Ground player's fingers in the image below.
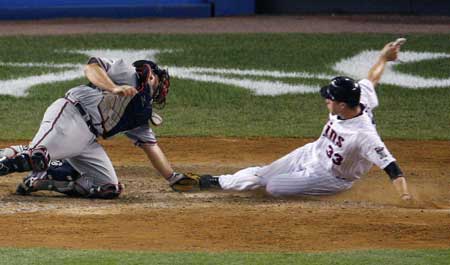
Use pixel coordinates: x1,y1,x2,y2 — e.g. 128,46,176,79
125,87,138,97
128,87,138,96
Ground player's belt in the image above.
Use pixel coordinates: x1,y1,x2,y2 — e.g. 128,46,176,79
64,97,99,137
73,102,99,137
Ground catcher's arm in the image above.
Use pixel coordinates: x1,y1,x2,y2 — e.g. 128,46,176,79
139,142,174,178
367,38,405,87
139,143,199,191
84,63,137,97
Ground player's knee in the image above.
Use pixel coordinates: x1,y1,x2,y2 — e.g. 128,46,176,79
29,146,50,171
265,183,284,197
86,183,124,199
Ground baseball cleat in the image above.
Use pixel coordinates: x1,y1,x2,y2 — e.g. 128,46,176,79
15,183,32,195
199,175,221,190
0,157,11,176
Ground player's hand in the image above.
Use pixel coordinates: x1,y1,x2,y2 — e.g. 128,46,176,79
400,193,413,202
112,85,138,97
380,42,400,62
398,193,422,209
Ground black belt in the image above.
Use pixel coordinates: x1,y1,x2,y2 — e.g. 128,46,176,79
73,102,99,137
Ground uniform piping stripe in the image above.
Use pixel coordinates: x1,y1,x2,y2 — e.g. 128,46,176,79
31,101,69,149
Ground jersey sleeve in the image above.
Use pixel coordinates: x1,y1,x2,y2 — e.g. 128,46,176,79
359,132,396,169
358,79,379,109
87,57,114,72
88,57,136,86
124,125,157,146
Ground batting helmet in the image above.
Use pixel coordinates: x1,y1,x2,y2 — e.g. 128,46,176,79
133,60,170,109
320,76,360,108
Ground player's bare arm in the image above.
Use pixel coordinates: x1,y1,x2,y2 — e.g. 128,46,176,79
139,142,201,192
367,38,405,86
84,63,138,96
383,161,411,201
139,143,174,179
392,177,412,201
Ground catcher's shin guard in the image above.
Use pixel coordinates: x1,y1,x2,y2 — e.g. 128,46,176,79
16,160,80,195
0,154,33,176
0,146,49,176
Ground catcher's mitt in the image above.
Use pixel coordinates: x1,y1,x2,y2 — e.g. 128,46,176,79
169,172,200,192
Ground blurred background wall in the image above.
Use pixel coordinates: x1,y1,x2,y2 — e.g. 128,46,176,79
0,0,448,20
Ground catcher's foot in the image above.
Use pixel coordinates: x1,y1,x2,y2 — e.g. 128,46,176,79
16,182,32,195
0,157,12,176
199,175,221,190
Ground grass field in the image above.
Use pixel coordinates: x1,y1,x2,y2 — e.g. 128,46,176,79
1,248,450,265
0,33,449,140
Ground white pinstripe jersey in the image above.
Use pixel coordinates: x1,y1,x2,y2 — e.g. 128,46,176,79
305,79,395,181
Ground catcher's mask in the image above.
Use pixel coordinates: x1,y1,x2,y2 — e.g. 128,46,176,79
133,60,170,109
320,76,360,108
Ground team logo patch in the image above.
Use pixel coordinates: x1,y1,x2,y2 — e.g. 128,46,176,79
374,147,388,159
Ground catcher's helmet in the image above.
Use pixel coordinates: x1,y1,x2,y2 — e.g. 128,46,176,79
320,76,360,108
133,60,170,108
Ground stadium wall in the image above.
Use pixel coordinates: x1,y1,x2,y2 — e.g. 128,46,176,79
256,0,450,16
0,0,255,20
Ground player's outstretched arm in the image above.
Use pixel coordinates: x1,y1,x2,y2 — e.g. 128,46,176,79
139,142,201,192
367,38,405,87
139,143,174,179
383,161,412,201
84,63,137,96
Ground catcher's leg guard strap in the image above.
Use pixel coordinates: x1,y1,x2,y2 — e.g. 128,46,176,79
47,160,80,181
0,154,33,176
18,160,80,194
29,147,50,171
0,146,50,176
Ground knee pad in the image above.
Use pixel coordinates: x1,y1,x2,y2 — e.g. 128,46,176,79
87,183,123,199
29,147,50,171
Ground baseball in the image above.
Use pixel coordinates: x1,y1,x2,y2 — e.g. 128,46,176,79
151,112,163,126
393,37,407,46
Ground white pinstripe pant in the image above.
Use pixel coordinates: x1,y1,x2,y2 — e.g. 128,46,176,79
218,146,353,196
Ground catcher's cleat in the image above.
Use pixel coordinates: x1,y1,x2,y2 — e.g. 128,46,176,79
199,175,221,190
15,172,40,195
0,157,11,176
15,182,32,195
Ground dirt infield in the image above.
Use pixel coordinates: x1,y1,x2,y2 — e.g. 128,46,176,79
0,15,449,35
0,137,449,252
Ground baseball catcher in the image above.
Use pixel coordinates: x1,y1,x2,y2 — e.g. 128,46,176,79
0,57,198,198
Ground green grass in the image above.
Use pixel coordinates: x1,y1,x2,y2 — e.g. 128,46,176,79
395,57,450,79
0,33,449,140
0,248,449,265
